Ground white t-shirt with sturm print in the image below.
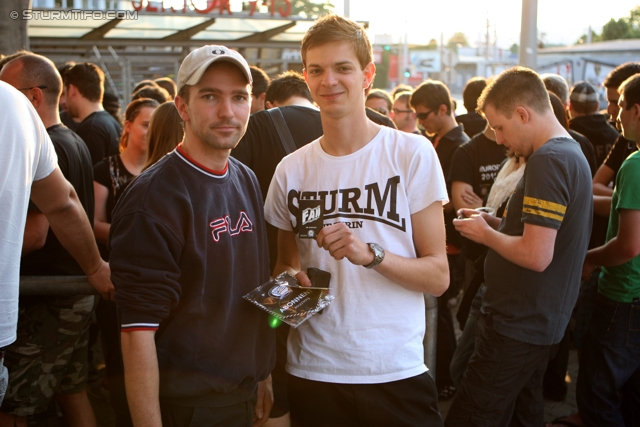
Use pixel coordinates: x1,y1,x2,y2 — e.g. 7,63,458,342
265,125,447,383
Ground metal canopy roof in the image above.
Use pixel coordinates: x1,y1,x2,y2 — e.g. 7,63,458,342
28,9,334,51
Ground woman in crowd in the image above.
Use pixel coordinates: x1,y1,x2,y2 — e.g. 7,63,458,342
143,101,183,171
92,97,158,427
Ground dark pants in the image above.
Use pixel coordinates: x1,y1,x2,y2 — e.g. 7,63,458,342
160,400,254,427
576,293,640,427
445,313,554,427
436,253,462,391
288,372,443,427
270,323,290,418
96,299,133,427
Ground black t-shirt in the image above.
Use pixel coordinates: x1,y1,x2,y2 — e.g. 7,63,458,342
568,129,597,177
483,138,592,345
436,125,470,247
569,114,619,166
449,132,506,200
20,124,94,276
60,110,80,132
604,133,638,176
233,106,324,201
93,154,136,223
76,110,122,166
456,112,486,139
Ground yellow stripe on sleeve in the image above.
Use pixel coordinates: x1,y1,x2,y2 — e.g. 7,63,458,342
522,207,564,222
523,196,567,215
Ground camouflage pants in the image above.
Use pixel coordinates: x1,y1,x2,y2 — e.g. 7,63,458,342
0,295,96,417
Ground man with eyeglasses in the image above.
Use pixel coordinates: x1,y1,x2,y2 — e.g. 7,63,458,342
410,79,469,401
391,92,420,134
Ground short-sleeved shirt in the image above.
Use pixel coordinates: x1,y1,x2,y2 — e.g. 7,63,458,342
449,132,506,199
436,125,470,247
93,154,136,223
21,124,94,277
598,150,640,303
604,133,638,176
264,126,448,383
76,110,122,166
483,137,592,345
0,82,58,347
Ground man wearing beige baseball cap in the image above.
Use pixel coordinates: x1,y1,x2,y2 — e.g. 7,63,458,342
109,45,275,427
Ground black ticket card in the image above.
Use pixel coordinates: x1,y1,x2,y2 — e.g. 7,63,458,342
243,272,334,328
298,199,323,239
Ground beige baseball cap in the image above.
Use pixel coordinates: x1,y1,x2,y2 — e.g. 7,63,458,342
177,45,252,93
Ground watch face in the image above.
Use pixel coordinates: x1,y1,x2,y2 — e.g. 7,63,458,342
366,243,384,269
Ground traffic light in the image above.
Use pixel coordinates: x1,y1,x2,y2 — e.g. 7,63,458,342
404,68,411,78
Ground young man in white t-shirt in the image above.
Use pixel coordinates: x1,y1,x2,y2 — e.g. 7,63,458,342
264,14,449,427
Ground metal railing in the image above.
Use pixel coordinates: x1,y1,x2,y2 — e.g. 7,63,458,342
19,276,439,377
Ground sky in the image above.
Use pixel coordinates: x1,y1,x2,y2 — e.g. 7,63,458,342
329,0,640,48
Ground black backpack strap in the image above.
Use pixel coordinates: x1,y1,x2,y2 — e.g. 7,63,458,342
267,107,298,155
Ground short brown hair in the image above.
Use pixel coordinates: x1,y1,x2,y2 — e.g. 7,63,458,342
63,62,105,103
5,53,62,108
154,77,177,99
265,70,313,105
477,67,550,117
603,62,640,90
367,89,393,112
410,80,452,115
301,14,372,70
462,77,487,112
619,73,640,112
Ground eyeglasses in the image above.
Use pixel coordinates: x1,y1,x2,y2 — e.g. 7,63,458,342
372,107,388,116
416,110,434,121
392,108,413,115
17,85,48,92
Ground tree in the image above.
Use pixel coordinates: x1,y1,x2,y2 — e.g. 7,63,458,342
576,28,602,44
426,38,438,50
510,43,518,55
288,0,333,18
446,32,469,52
602,18,632,41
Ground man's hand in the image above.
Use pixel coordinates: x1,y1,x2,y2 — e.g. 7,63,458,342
87,260,114,301
453,213,493,245
315,223,374,266
253,375,273,427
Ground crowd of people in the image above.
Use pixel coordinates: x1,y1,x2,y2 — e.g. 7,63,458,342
0,12,638,427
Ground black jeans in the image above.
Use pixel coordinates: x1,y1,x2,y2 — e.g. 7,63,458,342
576,293,640,427
445,313,554,427
288,372,443,427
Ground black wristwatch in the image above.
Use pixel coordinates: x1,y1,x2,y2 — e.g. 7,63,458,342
364,243,385,269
